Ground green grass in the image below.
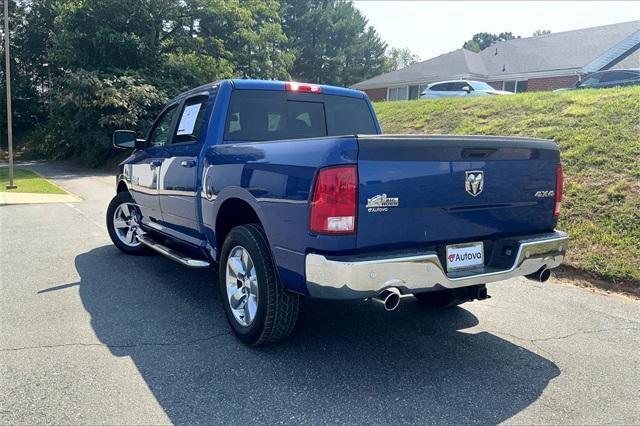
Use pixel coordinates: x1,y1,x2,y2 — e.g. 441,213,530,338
0,168,67,194
374,86,640,284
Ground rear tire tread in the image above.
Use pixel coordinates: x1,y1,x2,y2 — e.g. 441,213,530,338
246,224,299,346
220,224,299,346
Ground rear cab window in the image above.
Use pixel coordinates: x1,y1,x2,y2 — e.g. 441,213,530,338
224,90,376,142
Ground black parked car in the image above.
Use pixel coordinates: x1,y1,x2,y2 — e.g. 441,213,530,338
557,69,640,91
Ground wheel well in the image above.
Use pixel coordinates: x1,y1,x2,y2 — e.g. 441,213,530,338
117,181,129,193
215,198,262,255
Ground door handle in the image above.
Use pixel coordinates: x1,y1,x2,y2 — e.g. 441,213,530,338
149,160,162,168
181,159,196,168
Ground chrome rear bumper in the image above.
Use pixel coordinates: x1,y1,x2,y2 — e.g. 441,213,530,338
305,231,568,299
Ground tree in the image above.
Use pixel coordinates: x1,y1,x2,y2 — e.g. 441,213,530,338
463,32,520,52
51,0,165,72
34,0,299,164
384,47,420,71
5,0,397,166
0,0,54,145
533,29,552,36
280,0,388,86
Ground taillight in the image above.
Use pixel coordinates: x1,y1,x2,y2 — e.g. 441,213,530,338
285,81,322,94
553,163,563,217
310,166,357,234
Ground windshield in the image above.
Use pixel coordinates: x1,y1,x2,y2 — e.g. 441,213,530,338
469,81,495,91
579,73,603,86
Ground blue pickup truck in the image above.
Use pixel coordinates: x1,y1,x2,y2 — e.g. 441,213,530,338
107,79,568,345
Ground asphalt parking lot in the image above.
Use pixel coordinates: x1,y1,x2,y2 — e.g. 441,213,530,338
1,162,639,425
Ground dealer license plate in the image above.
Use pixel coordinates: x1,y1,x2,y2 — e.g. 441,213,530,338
445,242,484,271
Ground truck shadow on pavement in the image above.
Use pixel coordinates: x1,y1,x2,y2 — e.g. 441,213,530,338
61,245,560,423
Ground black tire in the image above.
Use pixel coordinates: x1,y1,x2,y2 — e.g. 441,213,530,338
219,224,299,346
106,191,148,255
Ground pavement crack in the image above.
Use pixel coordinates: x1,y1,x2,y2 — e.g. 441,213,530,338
530,326,640,343
484,326,640,355
0,331,231,353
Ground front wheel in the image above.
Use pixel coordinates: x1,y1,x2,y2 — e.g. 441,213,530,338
106,191,148,255
219,224,299,346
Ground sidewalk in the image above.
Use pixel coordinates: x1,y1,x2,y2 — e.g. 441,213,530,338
0,191,81,205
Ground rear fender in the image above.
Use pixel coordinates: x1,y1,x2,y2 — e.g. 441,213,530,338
206,188,309,295
205,187,265,257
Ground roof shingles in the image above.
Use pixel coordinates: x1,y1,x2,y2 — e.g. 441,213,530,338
353,20,640,89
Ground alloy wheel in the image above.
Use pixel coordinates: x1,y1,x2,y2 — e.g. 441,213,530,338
225,246,259,327
112,203,142,247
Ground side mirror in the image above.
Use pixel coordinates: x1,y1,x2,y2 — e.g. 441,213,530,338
461,86,472,93
113,130,145,150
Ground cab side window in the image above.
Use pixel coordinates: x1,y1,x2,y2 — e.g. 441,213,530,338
172,95,210,144
148,104,179,147
430,83,449,91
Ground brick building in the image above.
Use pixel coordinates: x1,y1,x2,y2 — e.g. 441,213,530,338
353,21,640,101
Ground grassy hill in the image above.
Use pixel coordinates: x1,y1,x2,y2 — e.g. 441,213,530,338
373,86,640,287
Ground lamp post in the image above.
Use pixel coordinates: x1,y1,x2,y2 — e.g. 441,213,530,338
42,62,51,112
3,0,15,189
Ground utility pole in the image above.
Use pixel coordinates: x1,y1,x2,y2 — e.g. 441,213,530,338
4,0,15,189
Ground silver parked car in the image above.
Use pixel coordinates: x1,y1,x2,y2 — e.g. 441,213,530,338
419,80,513,99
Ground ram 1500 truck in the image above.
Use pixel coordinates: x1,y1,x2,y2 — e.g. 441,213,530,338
108,79,568,345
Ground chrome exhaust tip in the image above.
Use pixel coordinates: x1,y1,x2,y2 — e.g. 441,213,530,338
373,287,401,311
526,267,551,283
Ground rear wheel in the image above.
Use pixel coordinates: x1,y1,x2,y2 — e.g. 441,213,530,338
219,224,299,346
106,191,148,255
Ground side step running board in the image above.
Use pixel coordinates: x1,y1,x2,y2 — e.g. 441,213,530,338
137,233,211,268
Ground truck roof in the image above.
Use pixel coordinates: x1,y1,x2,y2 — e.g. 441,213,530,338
169,79,367,103
230,79,366,99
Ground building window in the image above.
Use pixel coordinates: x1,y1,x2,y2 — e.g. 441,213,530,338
408,85,420,100
503,80,528,93
388,86,408,101
418,84,429,96
516,80,528,92
388,87,397,101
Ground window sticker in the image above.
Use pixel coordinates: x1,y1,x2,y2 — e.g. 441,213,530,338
177,103,202,135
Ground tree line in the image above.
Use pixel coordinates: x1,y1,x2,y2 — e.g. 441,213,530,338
463,29,552,52
1,0,402,166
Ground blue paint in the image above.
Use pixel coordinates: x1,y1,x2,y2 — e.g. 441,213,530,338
116,79,560,297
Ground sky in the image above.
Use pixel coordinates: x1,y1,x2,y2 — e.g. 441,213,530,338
353,1,640,61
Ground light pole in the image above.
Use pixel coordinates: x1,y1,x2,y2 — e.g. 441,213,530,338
3,0,15,189
42,62,51,112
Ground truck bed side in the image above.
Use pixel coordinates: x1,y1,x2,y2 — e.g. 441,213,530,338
201,136,359,295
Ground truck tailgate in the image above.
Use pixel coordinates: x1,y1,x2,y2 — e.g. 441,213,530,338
356,135,560,251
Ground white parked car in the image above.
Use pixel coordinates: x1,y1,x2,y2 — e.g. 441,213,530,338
419,80,513,99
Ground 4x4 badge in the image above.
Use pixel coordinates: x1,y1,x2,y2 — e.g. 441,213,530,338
465,171,484,197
